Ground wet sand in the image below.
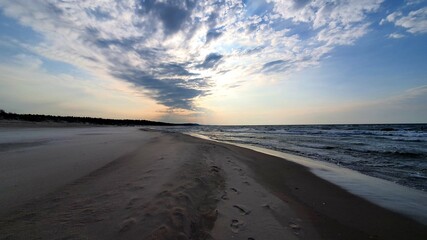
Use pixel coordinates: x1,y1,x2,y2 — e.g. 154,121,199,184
0,128,426,239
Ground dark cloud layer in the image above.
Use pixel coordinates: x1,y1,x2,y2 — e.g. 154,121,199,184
114,67,205,110
136,0,197,35
262,60,288,73
197,53,223,69
293,0,311,10
79,1,212,110
105,56,205,110
157,63,198,77
206,28,223,43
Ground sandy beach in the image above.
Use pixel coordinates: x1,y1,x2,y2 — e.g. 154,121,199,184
0,127,426,239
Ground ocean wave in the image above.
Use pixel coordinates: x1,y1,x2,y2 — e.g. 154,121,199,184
176,124,427,191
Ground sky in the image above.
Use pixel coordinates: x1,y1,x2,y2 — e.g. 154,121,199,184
0,0,426,125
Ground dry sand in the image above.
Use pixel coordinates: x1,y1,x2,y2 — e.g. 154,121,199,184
0,127,156,216
0,127,426,239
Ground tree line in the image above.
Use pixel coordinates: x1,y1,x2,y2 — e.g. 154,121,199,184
0,109,197,126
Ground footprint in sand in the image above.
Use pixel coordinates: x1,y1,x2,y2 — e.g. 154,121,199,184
130,185,145,191
126,197,140,209
119,217,136,232
230,219,244,233
221,193,229,200
289,222,301,235
230,187,240,194
233,205,251,215
157,190,172,197
139,176,153,181
210,165,220,173
261,203,271,209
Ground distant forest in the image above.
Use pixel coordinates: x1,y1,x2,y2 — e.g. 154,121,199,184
0,109,197,126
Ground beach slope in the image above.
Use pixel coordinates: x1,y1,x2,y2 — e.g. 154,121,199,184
0,129,426,239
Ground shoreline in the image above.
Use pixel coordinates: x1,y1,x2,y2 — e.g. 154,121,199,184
187,133,427,225
0,127,426,239
207,136,427,239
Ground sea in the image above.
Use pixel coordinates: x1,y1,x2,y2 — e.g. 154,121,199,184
161,124,427,191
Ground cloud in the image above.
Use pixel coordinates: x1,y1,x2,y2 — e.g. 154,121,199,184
406,0,425,6
196,53,223,69
269,0,383,28
263,60,285,68
114,68,205,110
157,63,197,76
205,28,223,43
292,0,311,10
136,0,197,36
395,85,427,102
86,6,113,21
388,33,405,39
268,0,383,46
0,0,390,111
12,54,43,70
262,60,288,73
383,7,427,34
